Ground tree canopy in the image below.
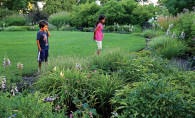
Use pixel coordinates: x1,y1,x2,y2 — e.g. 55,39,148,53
0,0,39,13
158,0,195,15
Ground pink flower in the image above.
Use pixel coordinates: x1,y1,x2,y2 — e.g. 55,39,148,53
82,80,84,81
76,105,78,107
94,70,97,73
88,75,90,76
88,112,92,115
77,81,79,82
83,92,86,94
88,66,90,68
70,114,73,118
84,107,86,109
69,83,71,85
187,54,189,55
66,78,68,80
57,105,60,108
57,97,59,99
65,90,67,93
81,111,84,113
55,108,57,111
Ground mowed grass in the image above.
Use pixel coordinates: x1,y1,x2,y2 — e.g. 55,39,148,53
0,31,145,76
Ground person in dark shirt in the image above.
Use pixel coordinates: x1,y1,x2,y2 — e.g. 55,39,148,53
37,20,50,74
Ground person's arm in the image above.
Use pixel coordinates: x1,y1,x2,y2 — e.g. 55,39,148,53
46,29,50,37
93,26,100,41
37,40,41,52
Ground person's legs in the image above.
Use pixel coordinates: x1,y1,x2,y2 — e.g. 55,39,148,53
38,50,45,73
96,41,102,54
45,50,49,69
38,62,41,73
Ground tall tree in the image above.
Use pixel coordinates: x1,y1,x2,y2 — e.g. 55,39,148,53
43,0,77,15
158,0,195,15
0,0,39,13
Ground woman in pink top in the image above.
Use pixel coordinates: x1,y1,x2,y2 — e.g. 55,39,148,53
93,14,106,54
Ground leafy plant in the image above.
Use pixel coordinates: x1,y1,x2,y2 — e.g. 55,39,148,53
0,92,68,117
48,11,69,29
110,79,195,117
2,14,26,26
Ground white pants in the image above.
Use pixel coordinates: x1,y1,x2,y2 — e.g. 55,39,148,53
96,40,102,50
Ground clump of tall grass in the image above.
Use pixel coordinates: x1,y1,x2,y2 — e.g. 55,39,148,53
148,35,170,48
158,39,186,59
41,55,90,72
157,16,179,31
148,36,187,59
89,48,129,72
141,29,154,38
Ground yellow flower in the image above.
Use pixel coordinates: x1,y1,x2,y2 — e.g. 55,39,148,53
53,67,56,71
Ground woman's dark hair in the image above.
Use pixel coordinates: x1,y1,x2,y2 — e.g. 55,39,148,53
39,20,48,28
96,14,106,27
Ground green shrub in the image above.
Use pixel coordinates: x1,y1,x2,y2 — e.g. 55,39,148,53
83,28,89,32
0,8,16,20
0,92,67,117
2,14,25,26
89,27,94,32
70,27,77,31
48,11,69,29
104,26,114,32
133,25,142,33
70,2,101,27
110,79,195,117
4,26,28,31
48,23,58,31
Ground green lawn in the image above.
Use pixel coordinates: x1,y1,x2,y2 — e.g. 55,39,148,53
0,31,145,76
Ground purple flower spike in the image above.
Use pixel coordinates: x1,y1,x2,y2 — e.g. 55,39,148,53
167,29,170,35
181,32,185,39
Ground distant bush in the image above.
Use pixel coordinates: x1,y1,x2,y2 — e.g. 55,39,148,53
69,27,77,31
4,26,28,31
48,23,58,31
69,2,101,27
28,10,49,25
0,8,16,20
2,14,25,26
48,11,69,29
59,24,70,31
83,28,89,32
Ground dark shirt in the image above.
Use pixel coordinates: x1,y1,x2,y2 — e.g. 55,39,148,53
37,31,49,50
